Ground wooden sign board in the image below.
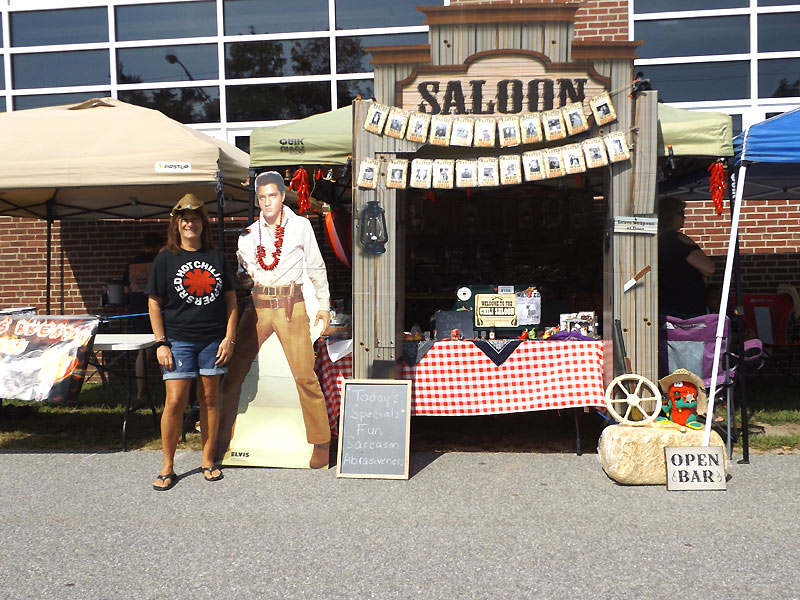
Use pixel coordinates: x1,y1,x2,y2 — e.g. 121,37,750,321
336,380,412,480
397,52,609,116
613,216,657,235
665,446,727,491
474,293,518,328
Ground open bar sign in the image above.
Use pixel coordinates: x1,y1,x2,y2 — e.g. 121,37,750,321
664,446,727,491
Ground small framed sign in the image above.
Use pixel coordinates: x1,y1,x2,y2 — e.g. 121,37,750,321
520,113,543,144
357,158,381,189
429,115,453,146
385,107,410,140
562,143,587,175
563,102,589,136
450,118,474,147
386,158,408,189
364,102,390,135
406,112,431,143
455,159,478,188
582,137,609,169
474,118,497,147
498,117,521,147
474,293,518,328
543,148,565,179
542,109,567,141
432,158,454,189
410,158,433,189
590,92,617,126
499,154,522,186
477,156,499,187
665,446,727,491
604,132,631,163
522,150,545,181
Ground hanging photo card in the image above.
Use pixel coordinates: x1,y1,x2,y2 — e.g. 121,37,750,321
406,112,431,144
499,155,522,186
542,109,567,141
385,108,410,140
582,137,608,169
357,158,381,189
498,117,521,147
474,118,496,148
450,118,474,147
386,158,409,189
410,158,433,189
520,113,543,145
543,148,565,179
364,102,390,135
455,159,478,188
478,157,499,187
522,150,546,181
562,143,587,174
563,102,589,136
432,159,454,189
604,132,631,163
590,92,617,126
429,115,453,146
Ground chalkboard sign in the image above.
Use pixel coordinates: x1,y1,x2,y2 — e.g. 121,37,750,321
336,380,412,479
434,310,475,340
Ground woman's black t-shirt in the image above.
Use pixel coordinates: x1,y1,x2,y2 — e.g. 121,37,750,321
658,231,707,318
145,248,236,343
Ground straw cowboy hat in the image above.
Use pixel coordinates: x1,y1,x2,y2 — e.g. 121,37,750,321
658,368,708,415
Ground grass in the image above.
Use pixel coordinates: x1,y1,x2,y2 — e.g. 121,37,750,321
1,370,798,453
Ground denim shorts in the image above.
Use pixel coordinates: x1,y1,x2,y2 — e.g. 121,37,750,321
162,338,227,380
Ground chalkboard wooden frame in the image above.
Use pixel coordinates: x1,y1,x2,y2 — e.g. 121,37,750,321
336,379,412,480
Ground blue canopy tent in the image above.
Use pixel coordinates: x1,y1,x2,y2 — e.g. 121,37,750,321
705,107,800,456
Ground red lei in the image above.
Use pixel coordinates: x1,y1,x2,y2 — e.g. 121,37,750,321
256,214,285,271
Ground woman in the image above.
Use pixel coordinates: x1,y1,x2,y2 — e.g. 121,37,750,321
145,193,237,491
658,196,715,318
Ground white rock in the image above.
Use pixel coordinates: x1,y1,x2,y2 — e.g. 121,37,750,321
598,424,727,485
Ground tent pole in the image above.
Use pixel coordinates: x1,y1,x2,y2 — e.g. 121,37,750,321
704,164,747,447
45,200,53,315
248,168,256,223
733,236,750,463
216,171,225,248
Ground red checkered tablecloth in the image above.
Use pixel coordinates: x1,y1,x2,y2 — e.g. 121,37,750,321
314,339,604,428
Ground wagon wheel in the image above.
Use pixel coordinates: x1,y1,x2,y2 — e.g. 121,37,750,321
604,374,662,426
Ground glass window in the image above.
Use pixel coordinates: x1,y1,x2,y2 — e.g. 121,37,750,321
225,40,330,78
1,97,5,112
118,87,220,124
12,50,110,89
758,13,800,53
634,0,747,13
116,2,216,41
118,45,218,84
0,62,4,90
758,0,800,5
337,79,374,108
13,91,105,110
635,16,748,59
227,82,331,121
335,0,426,29
730,114,743,137
223,0,328,35
643,62,749,102
759,58,800,98
336,33,428,74
10,8,107,47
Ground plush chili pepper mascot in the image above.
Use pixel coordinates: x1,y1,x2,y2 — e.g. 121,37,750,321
657,368,707,430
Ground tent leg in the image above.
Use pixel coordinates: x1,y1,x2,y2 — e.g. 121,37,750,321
216,171,225,248
733,239,750,463
46,204,53,315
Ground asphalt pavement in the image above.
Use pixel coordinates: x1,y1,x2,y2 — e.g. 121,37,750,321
0,449,798,600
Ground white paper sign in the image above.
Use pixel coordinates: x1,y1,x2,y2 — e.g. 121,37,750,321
665,446,727,491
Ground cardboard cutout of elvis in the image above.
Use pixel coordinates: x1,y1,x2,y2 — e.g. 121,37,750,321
217,172,333,469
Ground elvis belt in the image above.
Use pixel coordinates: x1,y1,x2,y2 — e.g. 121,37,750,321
252,283,303,320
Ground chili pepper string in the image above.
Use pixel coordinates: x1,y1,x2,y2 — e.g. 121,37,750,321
708,160,727,216
289,167,310,214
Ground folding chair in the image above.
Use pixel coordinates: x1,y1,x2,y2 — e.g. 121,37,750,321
741,293,800,382
659,313,762,458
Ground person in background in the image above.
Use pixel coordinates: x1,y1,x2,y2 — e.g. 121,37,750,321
122,232,163,401
216,171,331,469
658,196,715,318
145,194,237,491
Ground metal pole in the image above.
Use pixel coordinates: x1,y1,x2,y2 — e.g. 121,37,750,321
46,200,53,314
216,170,225,248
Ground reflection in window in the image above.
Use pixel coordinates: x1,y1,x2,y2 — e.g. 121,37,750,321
116,2,216,41
644,62,748,102
223,0,328,35
10,8,107,47
225,40,330,78
12,50,110,89
1,98,5,112
759,58,800,98
758,13,800,53
634,0,746,12
13,91,105,111
0,61,4,90
227,82,331,121
337,79,374,108
635,16,748,59
758,0,800,4
118,87,220,124
730,114,743,137
118,45,218,84
336,33,428,74
335,0,426,29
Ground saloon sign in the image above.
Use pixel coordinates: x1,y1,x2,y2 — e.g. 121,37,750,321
398,51,608,116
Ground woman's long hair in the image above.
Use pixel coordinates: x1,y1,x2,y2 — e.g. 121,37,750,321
166,209,215,253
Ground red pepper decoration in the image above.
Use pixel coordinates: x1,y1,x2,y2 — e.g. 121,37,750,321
708,159,727,216
314,168,323,181
289,167,310,214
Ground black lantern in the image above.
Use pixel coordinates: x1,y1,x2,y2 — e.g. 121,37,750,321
359,200,388,255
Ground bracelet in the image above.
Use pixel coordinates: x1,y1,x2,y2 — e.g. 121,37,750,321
154,340,171,349
223,337,236,345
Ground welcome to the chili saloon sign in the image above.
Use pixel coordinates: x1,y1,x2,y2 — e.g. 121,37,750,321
397,50,609,116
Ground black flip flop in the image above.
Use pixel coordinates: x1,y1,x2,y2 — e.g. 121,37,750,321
152,472,178,491
202,466,224,482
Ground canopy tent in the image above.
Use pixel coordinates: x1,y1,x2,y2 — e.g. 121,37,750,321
0,97,251,221
704,107,800,455
656,104,733,158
